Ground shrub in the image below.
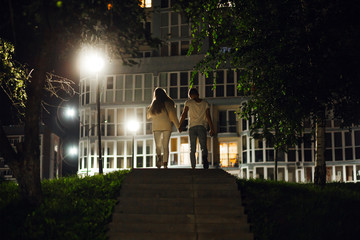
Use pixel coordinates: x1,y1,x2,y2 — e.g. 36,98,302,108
238,179,360,240
0,170,129,240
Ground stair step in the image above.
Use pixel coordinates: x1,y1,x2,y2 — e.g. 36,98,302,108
125,169,235,180
108,222,196,233
120,189,193,198
124,175,193,184
124,176,236,184
198,232,254,240
108,169,253,240
120,183,193,191
129,168,231,175
121,182,238,191
114,199,245,215
120,189,241,198
115,197,243,207
107,232,197,240
195,206,244,215
196,214,248,224
107,232,254,240
114,198,194,214
197,223,250,232
111,213,195,223
111,213,248,224
108,222,250,233
194,197,243,207
120,183,241,198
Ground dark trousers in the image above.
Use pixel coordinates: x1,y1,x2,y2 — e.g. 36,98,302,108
189,125,209,169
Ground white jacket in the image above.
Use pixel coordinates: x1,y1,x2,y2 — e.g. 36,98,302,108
147,101,180,131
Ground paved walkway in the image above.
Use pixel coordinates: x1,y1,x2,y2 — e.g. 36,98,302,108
107,169,253,240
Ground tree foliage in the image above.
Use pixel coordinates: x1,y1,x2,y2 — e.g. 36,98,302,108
0,0,158,205
175,0,360,185
0,39,28,117
176,0,360,151
2,0,158,64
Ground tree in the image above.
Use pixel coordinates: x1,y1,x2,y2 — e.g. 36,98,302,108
0,0,158,206
176,0,360,186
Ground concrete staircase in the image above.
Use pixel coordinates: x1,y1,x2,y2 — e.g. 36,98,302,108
107,169,253,240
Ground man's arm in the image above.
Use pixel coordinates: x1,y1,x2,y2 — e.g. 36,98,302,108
206,108,215,136
178,106,189,132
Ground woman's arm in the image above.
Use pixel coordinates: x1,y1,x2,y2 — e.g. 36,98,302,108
166,103,180,129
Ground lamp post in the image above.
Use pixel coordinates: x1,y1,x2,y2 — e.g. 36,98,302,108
96,72,103,174
80,49,105,174
127,120,139,169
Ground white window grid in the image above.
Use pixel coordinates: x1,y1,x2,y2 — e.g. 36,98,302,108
241,129,360,164
145,139,154,168
218,109,237,133
104,141,115,169
160,9,190,56
135,140,145,168
80,78,91,106
157,71,199,100
103,74,154,103
205,70,239,98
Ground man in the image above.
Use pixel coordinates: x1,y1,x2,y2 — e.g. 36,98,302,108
179,88,215,169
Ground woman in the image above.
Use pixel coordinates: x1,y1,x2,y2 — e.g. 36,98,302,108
147,88,180,168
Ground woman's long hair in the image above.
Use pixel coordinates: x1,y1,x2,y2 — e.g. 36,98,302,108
149,87,175,115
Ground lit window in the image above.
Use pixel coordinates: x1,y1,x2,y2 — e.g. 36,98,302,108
180,136,190,165
220,142,238,167
140,0,152,8
145,140,153,167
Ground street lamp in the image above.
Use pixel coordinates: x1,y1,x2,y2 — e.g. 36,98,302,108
64,107,76,119
64,106,108,176
55,102,79,178
63,106,87,176
127,120,139,169
79,49,105,174
68,146,78,156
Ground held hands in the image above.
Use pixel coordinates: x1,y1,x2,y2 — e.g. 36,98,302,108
209,128,215,137
177,126,214,135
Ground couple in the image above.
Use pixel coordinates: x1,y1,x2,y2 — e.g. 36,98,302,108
147,87,215,169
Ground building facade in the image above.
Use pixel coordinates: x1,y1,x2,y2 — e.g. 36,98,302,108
240,119,360,183
0,125,61,181
77,0,360,183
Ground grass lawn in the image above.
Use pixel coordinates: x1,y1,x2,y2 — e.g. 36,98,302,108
238,179,360,240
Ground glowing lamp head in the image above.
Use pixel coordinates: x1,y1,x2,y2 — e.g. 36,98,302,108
127,120,140,133
68,146,78,156
65,107,76,118
79,48,105,73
